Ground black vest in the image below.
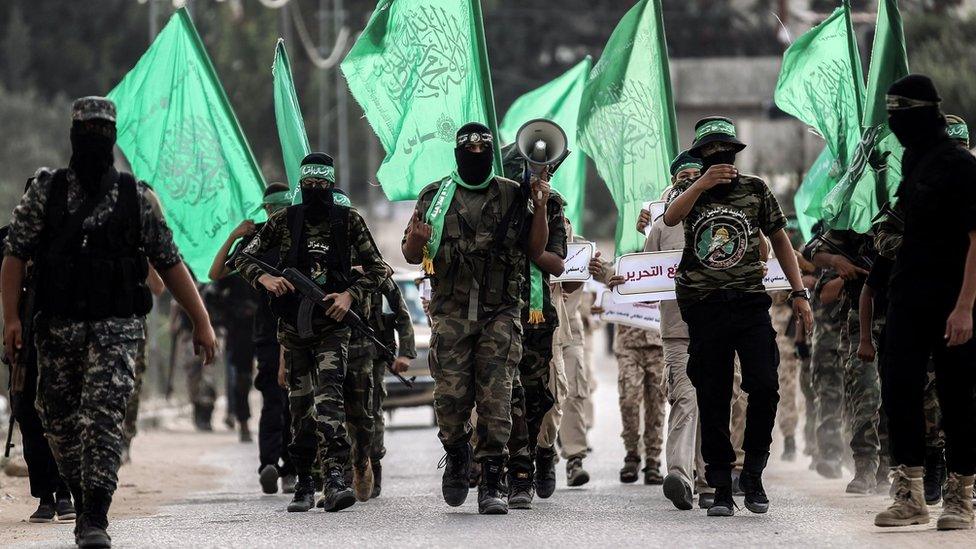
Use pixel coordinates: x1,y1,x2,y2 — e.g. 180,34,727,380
36,170,152,320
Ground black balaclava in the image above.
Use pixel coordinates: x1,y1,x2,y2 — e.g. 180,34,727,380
700,148,737,171
299,152,335,219
69,120,116,194
454,122,494,186
886,74,947,149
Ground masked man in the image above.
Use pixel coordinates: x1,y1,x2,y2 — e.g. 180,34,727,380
401,122,549,515
874,75,976,531
236,153,386,514
2,96,218,549
663,117,813,517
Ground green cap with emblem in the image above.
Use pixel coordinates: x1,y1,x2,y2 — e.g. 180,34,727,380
689,116,746,156
669,150,703,177
72,96,117,123
946,114,969,147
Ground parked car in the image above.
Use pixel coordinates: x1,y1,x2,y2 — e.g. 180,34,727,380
383,271,434,411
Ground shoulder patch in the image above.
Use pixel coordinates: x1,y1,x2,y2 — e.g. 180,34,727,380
333,192,352,208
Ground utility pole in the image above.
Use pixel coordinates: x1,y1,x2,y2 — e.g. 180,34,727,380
317,0,330,152
149,0,160,42
334,0,350,192
280,1,293,46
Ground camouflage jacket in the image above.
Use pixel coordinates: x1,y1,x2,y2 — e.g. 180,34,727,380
666,174,786,304
349,276,418,361
521,192,568,329
406,176,531,321
236,205,386,339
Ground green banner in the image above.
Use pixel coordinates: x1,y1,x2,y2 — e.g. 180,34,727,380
793,147,835,241
109,8,266,281
774,1,865,185
272,38,311,202
341,0,501,201
822,0,909,232
577,0,678,255
499,57,592,232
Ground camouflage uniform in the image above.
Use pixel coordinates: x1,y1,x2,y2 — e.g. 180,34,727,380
508,193,567,473
236,205,385,475
122,319,149,450
346,276,417,464
177,311,217,421
407,176,530,462
4,165,181,497
809,275,848,465
772,300,798,441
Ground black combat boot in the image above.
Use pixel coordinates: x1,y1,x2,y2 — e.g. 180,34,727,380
478,458,508,515
320,468,356,512
55,489,76,521
77,488,112,549
371,460,382,499
286,475,315,512
740,471,769,514
69,483,85,544
29,495,56,523
438,442,472,507
924,447,947,505
534,447,557,499
507,467,534,510
707,485,735,517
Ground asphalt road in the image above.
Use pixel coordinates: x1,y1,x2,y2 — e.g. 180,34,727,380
14,337,976,548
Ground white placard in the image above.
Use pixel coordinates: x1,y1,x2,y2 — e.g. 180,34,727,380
553,242,594,282
600,291,661,330
642,200,667,236
612,252,792,303
420,278,432,301
612,251,682,303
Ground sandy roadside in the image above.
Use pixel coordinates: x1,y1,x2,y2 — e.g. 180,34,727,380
0,427,235,546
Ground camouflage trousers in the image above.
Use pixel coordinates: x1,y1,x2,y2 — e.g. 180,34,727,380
181,328,216,411
798,344,818,458
370,358,389,461
282,327,352,474
810,306,847,462
616,346,666,469
429,312,521,461
35,316,139,494
122,319,149,449
344,351,375,468
772,307,799,439
538,338,568,451
843,309,884,472
508,327,555,472
924,363,945,449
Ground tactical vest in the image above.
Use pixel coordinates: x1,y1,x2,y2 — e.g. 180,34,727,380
428,177,527,314
36,170,152,320
268,198,355,328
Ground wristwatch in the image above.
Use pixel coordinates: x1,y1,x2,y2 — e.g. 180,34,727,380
788,288,810,305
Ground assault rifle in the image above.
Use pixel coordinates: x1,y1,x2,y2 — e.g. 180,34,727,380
2,272,35,458
239,253,415,388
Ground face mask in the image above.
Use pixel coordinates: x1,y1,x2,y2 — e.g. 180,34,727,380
888,108,946,148
455,147,494,186
700,150,736,170
301,185,332,219
69,125,116,193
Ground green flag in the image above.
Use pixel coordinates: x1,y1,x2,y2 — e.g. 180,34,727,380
341,0,501,201
822,0,910,232
774,2,865,180
577,0,678,255
793,147,835,241
272,38,310,200
109,8,266,281
499,57,592,232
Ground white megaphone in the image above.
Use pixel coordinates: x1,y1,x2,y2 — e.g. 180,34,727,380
515,118,570,173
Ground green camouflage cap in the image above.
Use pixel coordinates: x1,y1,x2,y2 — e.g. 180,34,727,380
72,96,117,123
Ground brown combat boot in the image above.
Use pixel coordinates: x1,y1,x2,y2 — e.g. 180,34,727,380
352,458,375,502
874,466,929,527
937,473,975,530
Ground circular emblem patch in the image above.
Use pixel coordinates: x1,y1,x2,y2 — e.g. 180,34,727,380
692,209,749,270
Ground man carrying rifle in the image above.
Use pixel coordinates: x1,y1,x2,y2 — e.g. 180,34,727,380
810,232,886,495
236,152,386,514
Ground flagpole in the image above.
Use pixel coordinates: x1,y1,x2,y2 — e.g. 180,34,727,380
842,0,865,124
652,0,679,159
470,0,503,175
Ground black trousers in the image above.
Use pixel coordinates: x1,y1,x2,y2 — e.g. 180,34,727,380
681,291,780,487
226,322,255,424
254,344,294,476
882,299,976,475
16,358,68,500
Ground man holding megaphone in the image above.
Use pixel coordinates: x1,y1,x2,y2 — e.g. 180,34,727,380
401,122,551,515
